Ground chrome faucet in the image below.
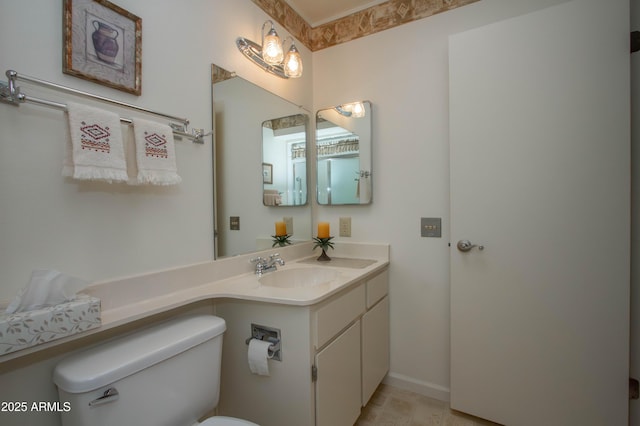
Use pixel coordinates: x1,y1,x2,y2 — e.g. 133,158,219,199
250,253,285,276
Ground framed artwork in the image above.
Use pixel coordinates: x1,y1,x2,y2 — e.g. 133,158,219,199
263,163,273,184
63,0,142,95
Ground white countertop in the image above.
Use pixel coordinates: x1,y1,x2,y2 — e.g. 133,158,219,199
0,242,389,364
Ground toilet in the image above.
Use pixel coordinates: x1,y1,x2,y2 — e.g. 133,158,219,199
53,315,258,426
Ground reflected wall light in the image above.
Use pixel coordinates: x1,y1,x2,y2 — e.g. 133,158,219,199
351,102,366,118
335,102,366,118
236,20,303,79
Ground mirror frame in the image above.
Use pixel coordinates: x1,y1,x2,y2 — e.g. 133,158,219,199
316,101,372,206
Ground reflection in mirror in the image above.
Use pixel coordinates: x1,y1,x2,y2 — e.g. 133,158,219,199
316,101,372,205
262,114,308,206
212,64,311,258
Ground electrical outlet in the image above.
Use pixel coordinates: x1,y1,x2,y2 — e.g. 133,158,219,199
283,217,293,235
230,216,240,230
339,217,351,237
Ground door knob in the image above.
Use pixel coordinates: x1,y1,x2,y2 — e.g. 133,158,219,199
457,240,484,252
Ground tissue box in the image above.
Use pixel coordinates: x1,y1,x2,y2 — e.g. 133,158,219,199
0,295,101,355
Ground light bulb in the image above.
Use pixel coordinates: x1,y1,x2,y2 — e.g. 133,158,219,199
351,102,365,118
262,27,283,65
284,44,303,78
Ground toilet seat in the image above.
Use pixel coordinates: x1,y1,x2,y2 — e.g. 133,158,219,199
199,416,259,426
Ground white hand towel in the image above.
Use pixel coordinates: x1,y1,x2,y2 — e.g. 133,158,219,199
63,102,128,183
131,118,182,185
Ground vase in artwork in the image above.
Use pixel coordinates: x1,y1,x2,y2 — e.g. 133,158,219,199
92,21,119,64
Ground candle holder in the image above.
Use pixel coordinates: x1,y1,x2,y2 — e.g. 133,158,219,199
272,234,292,247
312,236,334,261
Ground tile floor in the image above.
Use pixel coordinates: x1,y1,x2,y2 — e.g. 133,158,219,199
355,384,502,426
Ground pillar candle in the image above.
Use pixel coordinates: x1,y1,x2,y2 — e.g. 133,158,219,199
275,221,287,236
317,222,330,239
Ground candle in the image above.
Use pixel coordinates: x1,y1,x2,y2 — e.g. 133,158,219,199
275,221,287,237
317,222,330,239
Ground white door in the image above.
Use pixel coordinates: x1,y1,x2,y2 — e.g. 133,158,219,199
449,1,630,425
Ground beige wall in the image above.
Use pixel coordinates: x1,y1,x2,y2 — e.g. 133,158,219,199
0,1,311,424
312,0,630,402
0,0,636,424
0,0,313,305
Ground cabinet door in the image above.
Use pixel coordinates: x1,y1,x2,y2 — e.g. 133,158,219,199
362,296,389,405
315,321,361,426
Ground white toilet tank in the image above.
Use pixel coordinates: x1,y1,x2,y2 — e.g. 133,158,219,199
53,315,226,426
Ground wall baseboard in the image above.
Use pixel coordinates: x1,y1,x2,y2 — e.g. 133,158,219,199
383,372,451,402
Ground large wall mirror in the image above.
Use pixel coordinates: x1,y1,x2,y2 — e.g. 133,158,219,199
212,64,311,258
316,101,372,205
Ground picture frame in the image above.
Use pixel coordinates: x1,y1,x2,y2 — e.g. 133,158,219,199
263,163,273,184
63,0,142,95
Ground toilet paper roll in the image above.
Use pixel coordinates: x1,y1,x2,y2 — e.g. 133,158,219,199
248,338,273,376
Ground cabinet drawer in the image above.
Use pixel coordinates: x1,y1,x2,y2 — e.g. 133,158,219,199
366,269,389,308
314,283,365,349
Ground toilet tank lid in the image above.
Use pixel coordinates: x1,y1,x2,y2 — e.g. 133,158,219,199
53,315,226,393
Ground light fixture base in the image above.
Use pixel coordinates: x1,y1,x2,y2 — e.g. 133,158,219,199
236,37,289,79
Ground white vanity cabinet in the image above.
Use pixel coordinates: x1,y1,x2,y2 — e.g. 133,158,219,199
312,267,389,426
216,266,389,426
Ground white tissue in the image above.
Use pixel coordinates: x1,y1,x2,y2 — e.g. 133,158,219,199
248,338,274,376
5,269,89,314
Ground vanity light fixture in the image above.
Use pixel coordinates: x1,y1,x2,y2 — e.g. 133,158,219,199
236,20,303,79
335,102,366,118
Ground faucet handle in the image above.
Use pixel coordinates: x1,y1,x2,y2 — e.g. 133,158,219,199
270,253,285,266
250,256,266,264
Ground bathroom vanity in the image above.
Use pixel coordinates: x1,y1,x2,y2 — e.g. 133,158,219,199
0,242,388,426
315,268,389,425
215,266,389,426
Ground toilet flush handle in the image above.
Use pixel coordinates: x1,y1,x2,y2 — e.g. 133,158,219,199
88,387,119,407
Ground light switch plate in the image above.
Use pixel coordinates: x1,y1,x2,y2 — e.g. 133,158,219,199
339,217,351,237
421,217,441,238
230,216,240,231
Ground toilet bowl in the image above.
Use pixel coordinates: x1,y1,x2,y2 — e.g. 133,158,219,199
53,315,258,426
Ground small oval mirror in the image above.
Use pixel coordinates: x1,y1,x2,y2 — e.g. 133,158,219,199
316,101,372,205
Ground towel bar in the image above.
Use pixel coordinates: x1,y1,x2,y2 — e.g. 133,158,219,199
0,70,211,144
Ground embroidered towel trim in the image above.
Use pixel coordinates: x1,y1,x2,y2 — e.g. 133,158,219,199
63,102,128,183
131,118,182,185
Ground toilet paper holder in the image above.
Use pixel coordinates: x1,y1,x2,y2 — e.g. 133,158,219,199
245,323,281,361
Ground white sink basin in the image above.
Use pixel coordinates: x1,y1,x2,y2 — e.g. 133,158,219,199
259,267,339,288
